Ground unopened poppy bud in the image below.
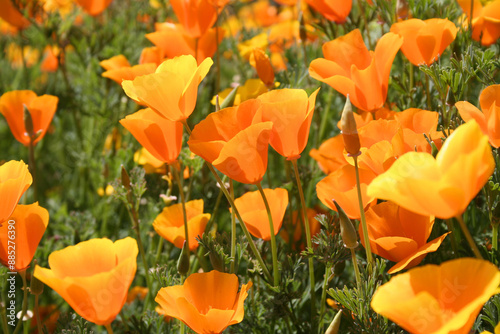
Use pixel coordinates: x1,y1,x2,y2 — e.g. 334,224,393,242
340,96,361,157
446,88,455,106
325,310,342,334
333,200,359,249
396,0,409,20
177,240,190,276
209,250,225,272
23,105,34,139
121,165,131,191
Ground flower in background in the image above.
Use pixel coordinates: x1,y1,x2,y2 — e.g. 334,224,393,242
0,90,59,146
457,0,500,46
0,0,30,29
309,29,402,112
153,199,210,250
41,45,62,72
390,18,458,66
156,270,252,334
100,55,157,85
360,201,449,274
456,84,500,148
0,161,32,224
120,108,183,164
212,79,269,107
122,55,212,122
170,0,217,38
34,237,138,326
133,148,166,174
232,188,288,240
304,0,352,23
74,0,113,16
250,48,275,88
257,88,319,160
188,99,273,184
367,120,495,219
371,258,500,334
281,208,322,249
0,202,49,271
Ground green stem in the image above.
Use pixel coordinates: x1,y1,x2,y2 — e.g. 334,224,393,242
34,295,42,334
353,156,374,271
493,224,498,251
256,182,280,286
318,263,332,334
291,159,317,325
154,237,164,266
172,166,190,252
408,60,414,98
182,121,272,282
456,215,483,259
230,180,236,274
445,219,459,256
350,248,362,290
12,270,28,334
1,286,9,334
28,139,38,202
104,323,114,334
357,0,372,49
215,6,220,93
425,75,432,110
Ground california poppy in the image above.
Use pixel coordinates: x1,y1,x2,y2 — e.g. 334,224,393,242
0,0,30,29
155,270,252,334
170,0,217,38
120,108,183,164
153,199,210,251
188,99,273,184
74,0,113,16
360,201,449,274
456,84,500,148
457,0,500,46
371,258,500,334
232,188,288,240
257,88,319,160
122,55,213,122
212,78,269,107
281,208,322,248
0,202,48,271
250,48,275,88
133,147,166,174
390,18,457,66
33,237,138,326
0,90,58,146
367,120,495,219
100,55,130,70
309,29,403,112
0,160,32,223
304,0,352,23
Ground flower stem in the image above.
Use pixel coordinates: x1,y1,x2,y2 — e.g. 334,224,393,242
353,156,374,271
104,323,114,334
230,180,237,274
456,215,483,259
256,182,280,286
291,159,317,324
28,137,38,202
350,248,362,290
318,263,332,334
357,0,372,49
34,295,42,334
12,270,28,334
172,165,190,252
493,223,498,251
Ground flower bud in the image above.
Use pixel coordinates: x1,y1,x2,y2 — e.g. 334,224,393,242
177,240,190,276
30,260,44,296
23,105,34,139
340,96,361,157
325,310,342,334
333,200,359,249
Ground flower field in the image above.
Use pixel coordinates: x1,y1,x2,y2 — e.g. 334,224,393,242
1,0,500,333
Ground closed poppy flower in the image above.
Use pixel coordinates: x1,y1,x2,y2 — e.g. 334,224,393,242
367,120,495,219
0,90,58,146
360,201,449,274
232,188,288,240
120,108,183,164
74,0,113,16
0,160,32,224
456,84,500,148
250,48,275,88
153,199,210,251
0,0,30,29
304,0,352,23
170,0,217,38
0,202,48,271
156,270,252,334
34,237,138,326
257,88,320,160
390,18,457,66
122,55,213,122
371,258,500,334
309,29,403,112
188,99,273,184
146,23,224,65
457,0,500,46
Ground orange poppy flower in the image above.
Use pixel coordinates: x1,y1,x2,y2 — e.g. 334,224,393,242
367,120,495,219
133,148,166,174
100,55,130,70
139,46,164,66
281,208,322,248
371,258,500,334
316,164,377,219
100,55,157,85
74,0,113,16
250,48,275,88
0,203,48,271
232,188,288,240
153,199,210,251
310,135,349,175
188,99,273,184
212,78,269,107
0,90,58,146
0,160,32,224
33,237,138,326
0,0,30,29
456,84,500,148
360,201,449,274
304,0,352,23
257,88,319,160
170,0,217,38
41,45,60,72
309,29,403,112
120,108,183,164
122,55,213,122
457,0,500,46
155,270,252,334
147,23,224,65
390,18,457,66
